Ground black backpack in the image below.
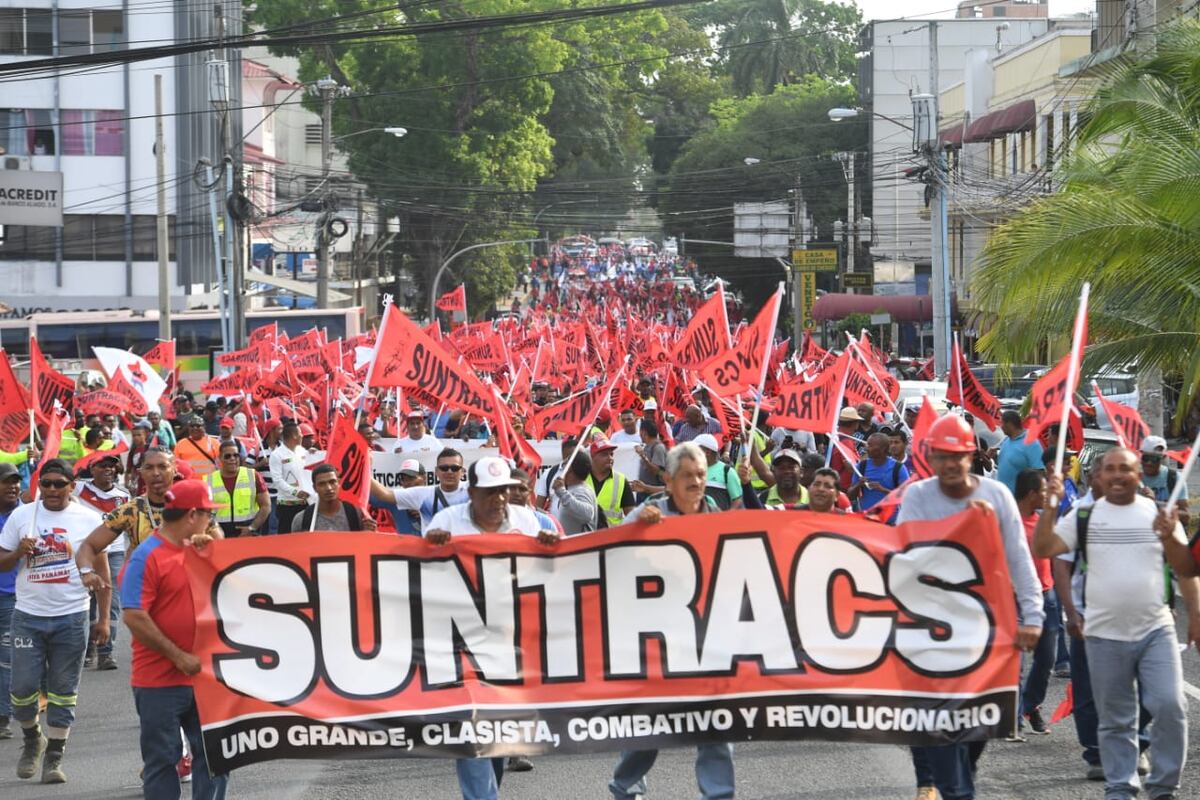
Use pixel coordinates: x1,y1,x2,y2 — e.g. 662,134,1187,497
857,459,903,490
1072,505,1174,607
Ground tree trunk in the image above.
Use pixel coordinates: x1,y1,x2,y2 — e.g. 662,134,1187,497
1138,364,1164,436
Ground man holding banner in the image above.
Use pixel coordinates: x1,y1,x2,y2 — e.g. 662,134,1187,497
897,415,1044,800
610,441,733,800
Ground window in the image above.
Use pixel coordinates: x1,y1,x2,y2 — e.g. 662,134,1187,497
0,214,174,262
60,110,125,156
25,10,51,55
0,9,122,56
0,9,22,54
91,11,123,52
59,11,91,55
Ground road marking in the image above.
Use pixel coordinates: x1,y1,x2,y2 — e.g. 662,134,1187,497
1184,681,1200,701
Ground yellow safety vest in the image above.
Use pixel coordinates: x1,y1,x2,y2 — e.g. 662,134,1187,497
589,471,628,528
208,467,258,523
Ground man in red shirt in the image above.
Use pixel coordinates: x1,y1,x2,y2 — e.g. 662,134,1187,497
119,480,229,799
1015,468,1057,739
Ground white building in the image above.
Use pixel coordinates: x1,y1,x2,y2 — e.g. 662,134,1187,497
0,0,241,315
856,18,1050,292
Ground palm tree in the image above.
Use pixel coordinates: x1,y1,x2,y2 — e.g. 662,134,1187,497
971,19,1200,432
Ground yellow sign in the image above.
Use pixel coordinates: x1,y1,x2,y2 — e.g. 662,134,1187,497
799,271,817,330
792,249,838,272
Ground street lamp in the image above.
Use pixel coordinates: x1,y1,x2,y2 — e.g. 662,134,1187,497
827,106,914,131
333,126,408,142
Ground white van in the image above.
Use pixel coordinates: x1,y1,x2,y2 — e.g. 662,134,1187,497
1084,369,1138,431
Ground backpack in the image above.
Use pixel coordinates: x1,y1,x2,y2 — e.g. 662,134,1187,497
432,487,450,517
1072,505,1174,607
299,501,362,532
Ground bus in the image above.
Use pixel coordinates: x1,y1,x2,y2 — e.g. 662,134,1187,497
0,307,362,393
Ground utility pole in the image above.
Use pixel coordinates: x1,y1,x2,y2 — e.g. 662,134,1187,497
835,151,857,294
792,173,808,340
316,76,338,309
155,74,171,341
915,20,951,376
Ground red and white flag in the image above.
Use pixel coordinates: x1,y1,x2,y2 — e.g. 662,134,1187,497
93,346,168,410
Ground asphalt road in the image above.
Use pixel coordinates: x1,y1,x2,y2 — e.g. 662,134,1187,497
2,625,1200,800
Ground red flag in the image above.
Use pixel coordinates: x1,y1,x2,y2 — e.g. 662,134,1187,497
915,357,935,381
1093,385,1149,451
368,305,500,423
248,322,277,347
697,288,781,398
436,284,467,313
74,440,131,474
143,340,176,372
323,410,370,508
30,337,75,422
659,369,692,418
1050,681,1074,724
907,397,942,480
76,389,128,417
0,349,27,416
493,394,542,477
1167,447,1191,467
769,354,848,434
947,340,1001,431
843,351,896,411
534,383,611,438
670,285,729,369
106,369,150,415
848,341,900,404
203,368,259,397
1024,355,1084,444
217,343,265,368
798,331,828,366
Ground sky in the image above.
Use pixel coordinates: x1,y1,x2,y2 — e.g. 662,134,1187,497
847,0,1095,23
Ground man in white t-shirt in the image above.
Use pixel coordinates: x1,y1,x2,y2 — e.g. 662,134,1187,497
1035,448,1197,800
423,456,558,800
0,459,104,784
608,410,642,445
370,447,468,531
393,410,443,457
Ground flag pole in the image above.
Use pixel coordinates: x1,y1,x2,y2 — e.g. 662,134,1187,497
825,351,852,468
357,297,394,429
1054,283,1090,477
953,332,966,414
559,356,629,478
1165,428,1200,511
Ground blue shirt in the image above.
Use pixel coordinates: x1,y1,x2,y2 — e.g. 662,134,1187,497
859,457,909,510
0,501,18,594
996,433,1044,495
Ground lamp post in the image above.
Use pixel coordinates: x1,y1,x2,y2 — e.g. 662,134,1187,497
429,239,546,322
531,199,599,256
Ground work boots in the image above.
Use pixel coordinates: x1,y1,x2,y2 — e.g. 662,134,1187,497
16,724,46,779
41,737,67,784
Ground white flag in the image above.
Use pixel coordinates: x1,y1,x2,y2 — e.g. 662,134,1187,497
93,346,168,409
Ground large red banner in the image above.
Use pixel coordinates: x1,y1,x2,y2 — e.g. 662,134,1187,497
187,508,1020,772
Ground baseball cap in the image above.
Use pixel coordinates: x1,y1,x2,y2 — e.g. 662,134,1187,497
589,437,618,455
219,416,234,429
39,458,73,481
773,448,802,466
173,460,196,481
164,479,221,510
133,419,154,431
399,459,423,477
299,423,316,436
262,418,282,434
0,462,19,481
95,452,122,466
406,409,426,420
642,398,658,411
694,433,720,452
1141,435,1168,454
468,456,524,489
185,414,204,426
839,407,863,424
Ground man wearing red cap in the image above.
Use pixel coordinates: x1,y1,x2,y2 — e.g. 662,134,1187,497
216,417,247,463
119,479,228,800
898,413,1043,800
586,437,635,529
393,409,442,457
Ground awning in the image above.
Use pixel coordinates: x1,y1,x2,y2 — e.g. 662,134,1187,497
812,293,957,323
992,99,1037,136
964,109,1004,143
939,123,965,149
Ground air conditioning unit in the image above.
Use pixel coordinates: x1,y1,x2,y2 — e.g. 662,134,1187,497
2,156,30,170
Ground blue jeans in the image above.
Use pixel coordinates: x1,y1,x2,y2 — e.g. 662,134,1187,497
88,549,124,658
133,685,228,800
1087,628,1187,799
1069,632,1151,766
9,609,88,730
0,591,14,718
1021,590,1060,715
910,742,986,800
454,757,504,800
610,744,735,799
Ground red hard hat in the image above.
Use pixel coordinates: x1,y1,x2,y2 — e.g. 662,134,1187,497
926,414,977,453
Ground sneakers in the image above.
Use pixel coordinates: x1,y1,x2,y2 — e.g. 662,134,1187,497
83,649,96,670
1138,751,1150,776
1054,665,1071,678
41,738,66,784
1025,708,1050,735
17,725,47,779
97,654,118,671
0,715,12,740
1086,764,1105,781
1004,732,1027,743
916,787,939,800
506,755,533,772
177,754,192,783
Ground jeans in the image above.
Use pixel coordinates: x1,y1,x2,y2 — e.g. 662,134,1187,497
610,743,735,799
133,685,229,800
910,742,986,800
1087,628,1187,799
88,549,124,658
268,497,279,535
1069,632,1152,766
0,591,14,718
9,609,88,730
276,503,305,535
454,757,504,800
1021,590,1060,715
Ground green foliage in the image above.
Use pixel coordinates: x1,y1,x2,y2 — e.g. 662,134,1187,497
972,19,1200,430
834,313,873,340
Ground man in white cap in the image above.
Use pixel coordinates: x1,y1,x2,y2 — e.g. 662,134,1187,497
394,409,443,456
1138,435,1189,525
693,433,742,511
424,456,558,800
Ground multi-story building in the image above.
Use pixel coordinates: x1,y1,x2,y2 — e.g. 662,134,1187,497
957,0,1049,18
0,0,242,315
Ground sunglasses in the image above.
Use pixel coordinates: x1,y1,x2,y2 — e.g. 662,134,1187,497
437,464,462,472
39,479,71,490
